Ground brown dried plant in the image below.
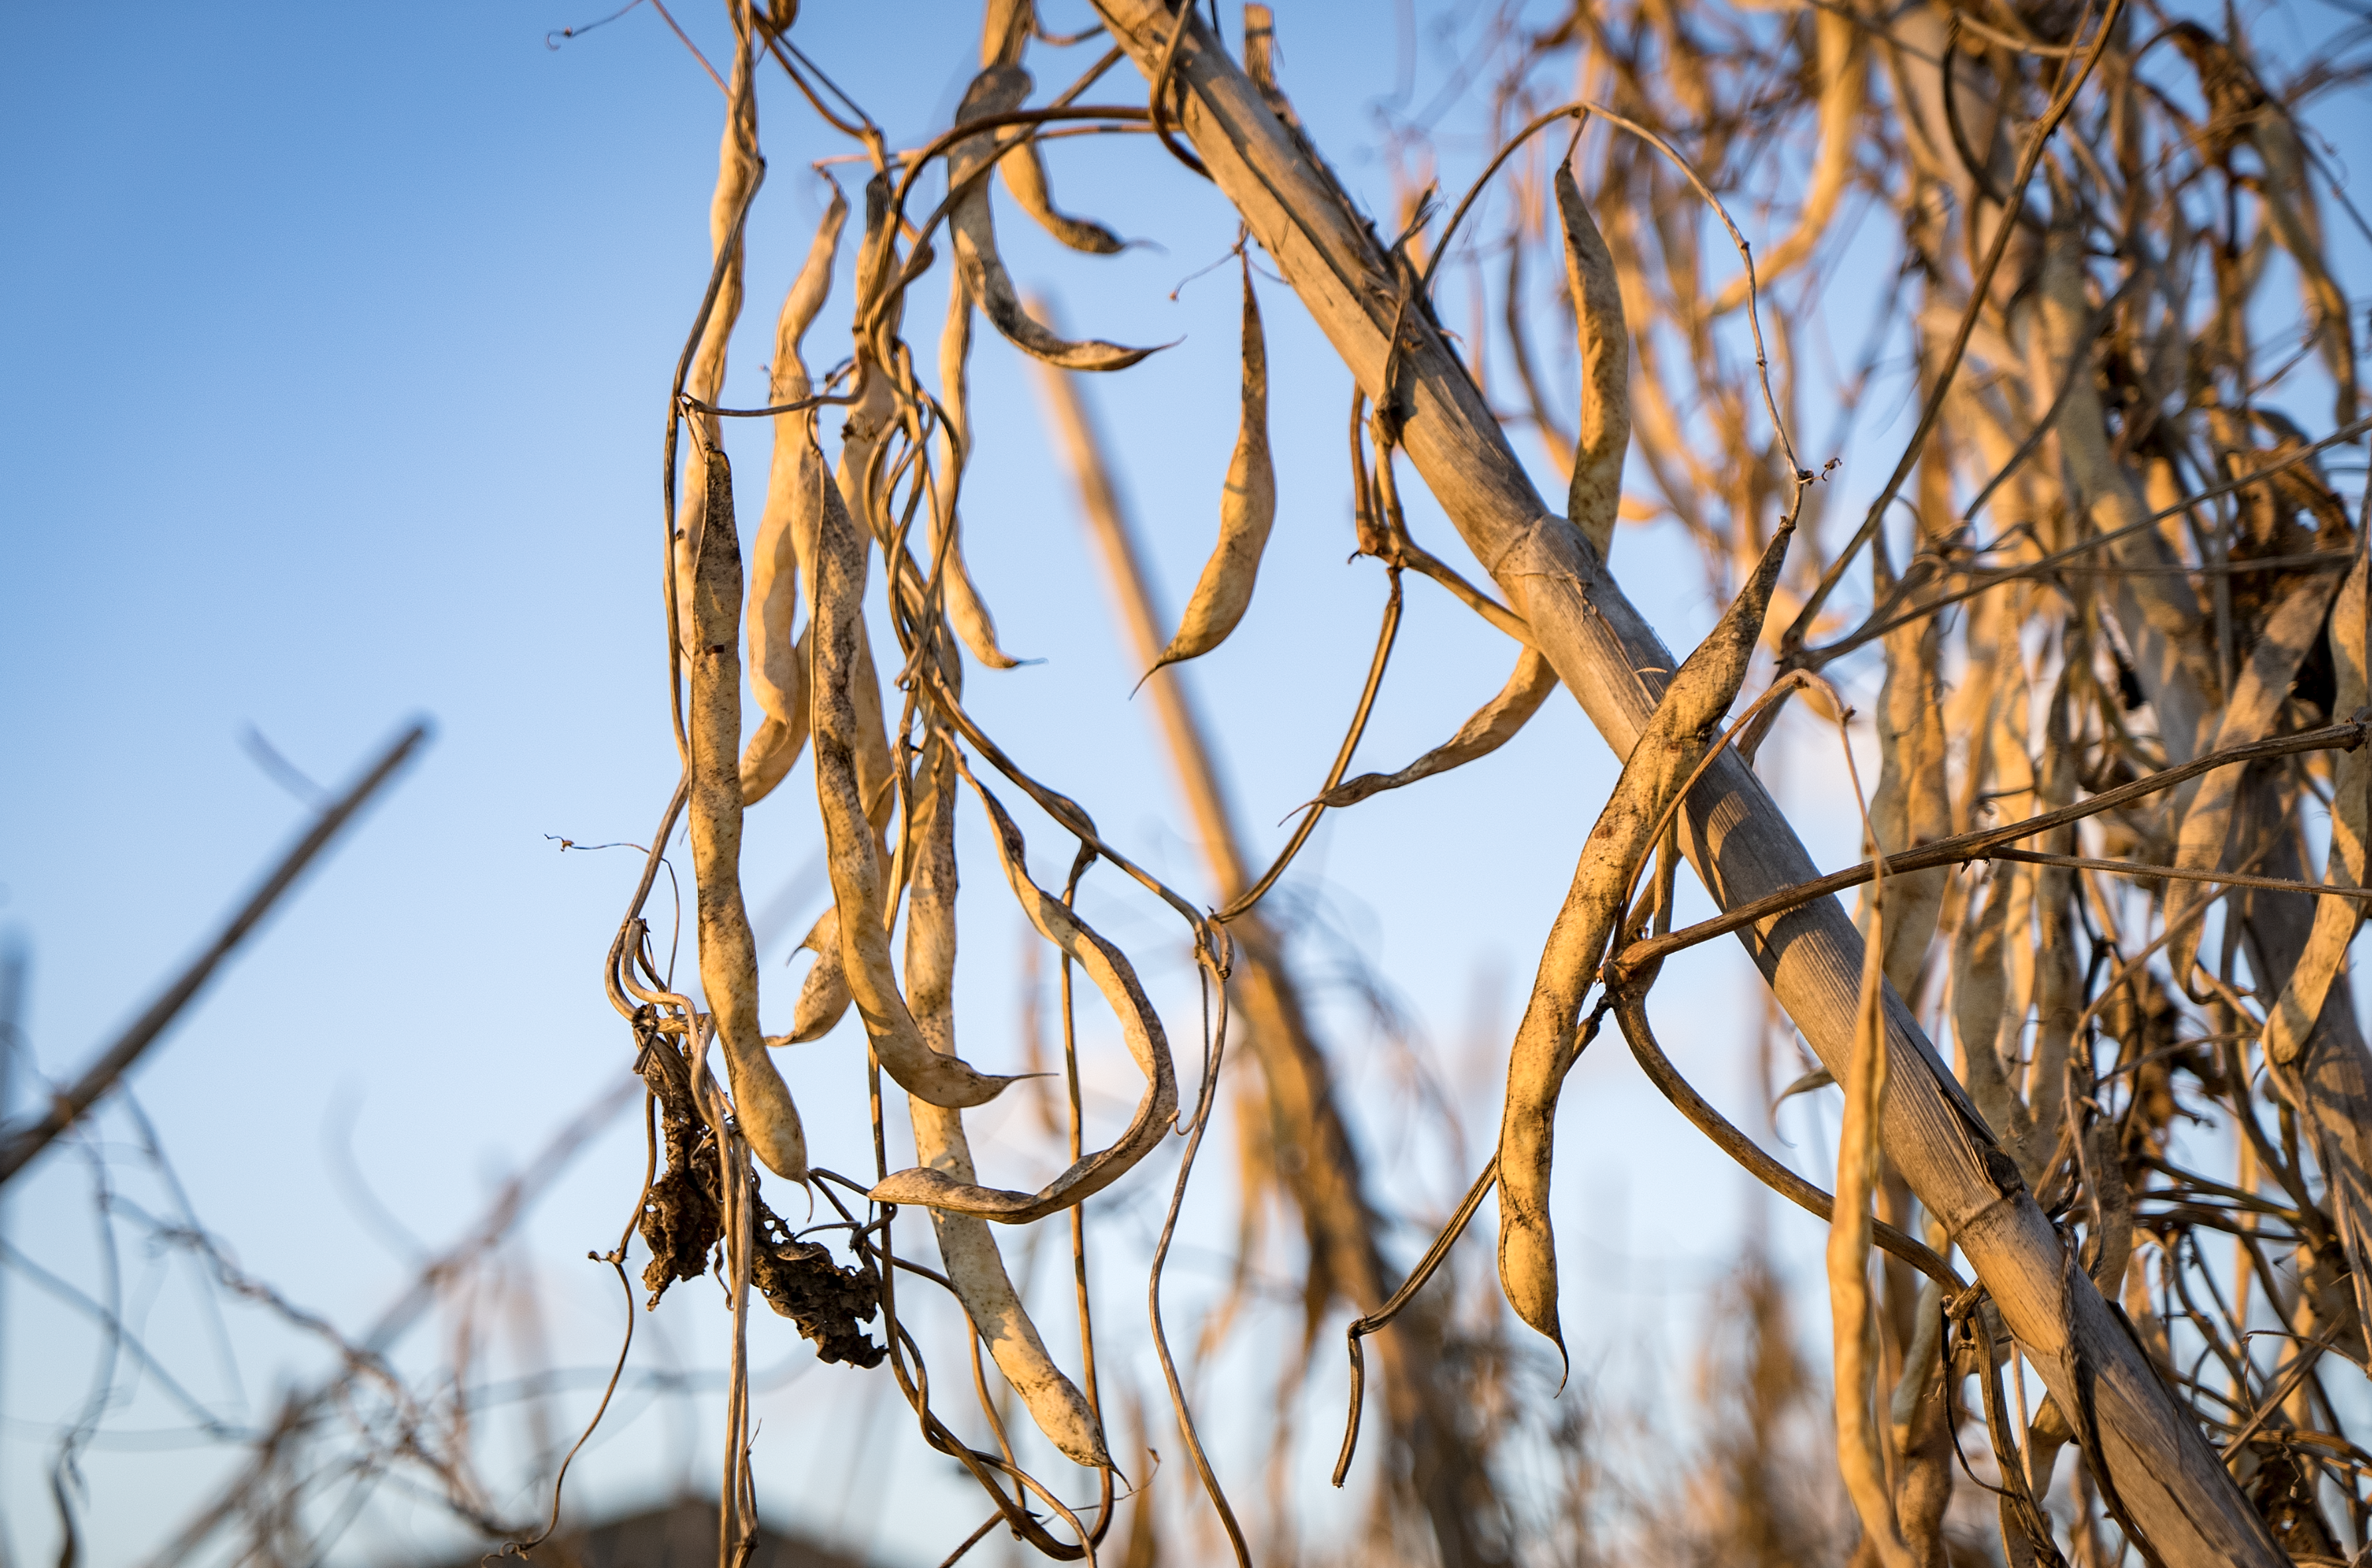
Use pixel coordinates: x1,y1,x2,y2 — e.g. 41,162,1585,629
78,0,2369,1565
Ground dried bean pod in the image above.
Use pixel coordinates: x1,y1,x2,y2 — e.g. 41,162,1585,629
1553,163,1628,559
2033,225,2220,758
1151,264,1276,669
981,1,1124,260
1950,865,2029,1151
1320,647,1557,808
811,468,1015,1109
837,174,904,542
1496,520,1792,1357
686,448,806,1182
1829,896,1913,1568
1001,131,1126,255
784,905,852,1044
1864,542,1951,994
742,185,849,804
870,761,1177,1221
2265,552,2369,1065
674,33,763,665
2161,572,2339,992
948,66,1155,372
932,269,1021,669
901,732,1108,1467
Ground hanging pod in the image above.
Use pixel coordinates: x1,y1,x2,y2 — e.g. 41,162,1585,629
946,64,1157,372
685,448,807,1182
1321,647,1559,809
869,759,1179,1223
897,731,1109,1468
1555,162,1629,558
1495,521,1791,1359
742,183,849,805
810,467,1017,1109
930,268,1023,669
1149,261,1278,671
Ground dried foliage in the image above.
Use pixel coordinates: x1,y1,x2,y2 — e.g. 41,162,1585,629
17,0,2372,1564
579,0,2372,1560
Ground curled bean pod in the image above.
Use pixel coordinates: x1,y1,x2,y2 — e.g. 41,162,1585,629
948,65,1156,372
686,448,807,1182
869,757,1178,1222
1151,262,1276,670
1495,518,1792,1358
1001,125,1126,255
979,3,1124,257
902,731,1108,1467
811,465,1016,1109
1320,647,1557,809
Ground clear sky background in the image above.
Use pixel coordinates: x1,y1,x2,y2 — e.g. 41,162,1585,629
3,3,2361,1566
